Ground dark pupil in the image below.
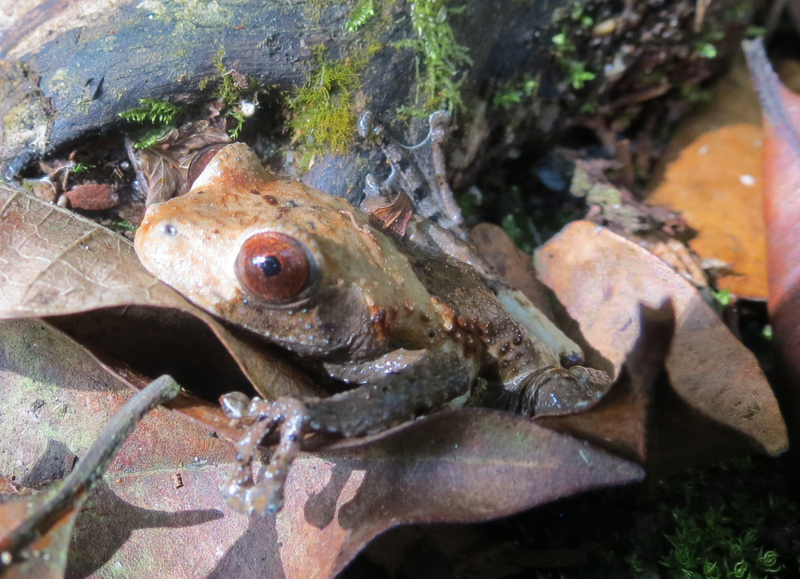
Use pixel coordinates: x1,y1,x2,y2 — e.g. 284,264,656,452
254,255,282,277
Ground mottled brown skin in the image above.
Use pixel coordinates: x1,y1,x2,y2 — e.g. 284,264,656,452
134,143,604,514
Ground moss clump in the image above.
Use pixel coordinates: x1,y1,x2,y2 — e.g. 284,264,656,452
119,98,181,125
660,507,782,578
346,0,376,32
287,45,371,169
118,98,183,148
551,30,596,91
492,75,538,109
209,49,261,138
396,0,472,116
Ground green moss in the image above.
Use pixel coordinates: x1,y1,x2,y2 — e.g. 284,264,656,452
118,98,182,148
395,0,472,116
569,2,593,27
661,507,782,577
565,61,595,89
551,30,596,91
212,49,242,106
346,0,376,32
287,45,372,169
456,186,481,218
493,75,538,109
695,42,719,59
71,162,95,174
501,457,799,579
119,98,182,125
107,218,138,235
206,48,264,137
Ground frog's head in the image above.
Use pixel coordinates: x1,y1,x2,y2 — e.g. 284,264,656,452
134,143,423,361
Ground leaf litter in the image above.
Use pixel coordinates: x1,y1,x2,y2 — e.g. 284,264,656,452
0,75,791,576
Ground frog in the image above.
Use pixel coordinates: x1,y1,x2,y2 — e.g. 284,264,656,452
133,138,611,515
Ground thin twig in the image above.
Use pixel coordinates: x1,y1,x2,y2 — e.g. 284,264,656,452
0,375,181,563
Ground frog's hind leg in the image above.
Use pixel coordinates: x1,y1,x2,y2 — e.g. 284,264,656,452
505,365,612,416
310,348,472,437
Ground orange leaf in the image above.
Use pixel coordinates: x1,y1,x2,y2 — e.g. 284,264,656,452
647,64,767,299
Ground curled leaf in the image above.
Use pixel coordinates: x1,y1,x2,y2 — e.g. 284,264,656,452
534,220,787,463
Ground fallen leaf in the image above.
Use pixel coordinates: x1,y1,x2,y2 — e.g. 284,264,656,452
0,318,246,577
0,497,79,579
126,120,230,206
539,300,768,479
534,220,787,463
647,64,768,299
1,318,644,578
269,410,644,579
0,183,180,316
0,376,179,577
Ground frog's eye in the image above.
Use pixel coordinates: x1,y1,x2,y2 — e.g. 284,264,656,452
187,144,227,187
236,232,312,303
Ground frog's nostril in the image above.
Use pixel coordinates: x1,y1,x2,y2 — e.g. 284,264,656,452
163,223,178,236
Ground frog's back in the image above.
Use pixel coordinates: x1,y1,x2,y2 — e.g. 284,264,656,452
392,223,560,389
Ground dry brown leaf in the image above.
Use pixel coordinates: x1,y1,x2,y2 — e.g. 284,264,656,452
126,121,230,206
0,496,79,579
538,300,769,479
648,125,767,299
0,376,179,577
0,319,243,577
1,318,644,578
0,183,182,316
534,220,787,461
647,62,768,299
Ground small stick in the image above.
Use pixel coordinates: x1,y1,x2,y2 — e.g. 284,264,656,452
0,375,181,563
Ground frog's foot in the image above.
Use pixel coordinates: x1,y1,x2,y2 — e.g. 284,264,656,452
507,365,612,416
219,394,309,515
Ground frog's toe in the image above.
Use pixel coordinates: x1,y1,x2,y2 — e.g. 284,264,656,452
222,473,284,514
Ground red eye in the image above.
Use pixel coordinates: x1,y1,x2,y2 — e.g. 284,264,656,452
235,232,312,302
187,144,227,187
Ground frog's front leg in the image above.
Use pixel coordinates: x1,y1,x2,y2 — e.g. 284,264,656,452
220,394,309,514
221,348,474,514
505,365,612,416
